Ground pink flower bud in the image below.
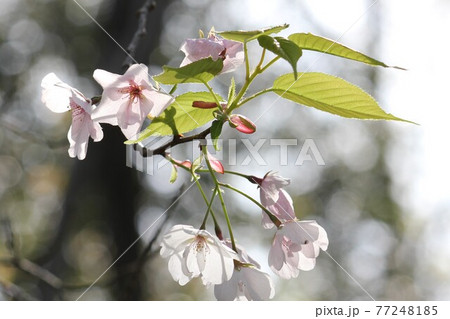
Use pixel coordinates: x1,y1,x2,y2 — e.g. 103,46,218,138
229,114,256,134
173,159,192,169
192,101,218,109
207,151,224,174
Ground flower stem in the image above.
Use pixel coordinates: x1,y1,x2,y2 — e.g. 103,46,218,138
202,80,222,107
218,182,281,228
201,145,237,251
228,50,279,113
199,186,218,228
166,155,222,233
244,41,250,81
260,56,281,73
256,48,266,70
236,88,274,107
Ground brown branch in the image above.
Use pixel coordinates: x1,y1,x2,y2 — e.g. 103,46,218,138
135,126,212,157
123,0,157,69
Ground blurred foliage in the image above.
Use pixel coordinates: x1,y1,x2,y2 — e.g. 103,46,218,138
0,0,446,301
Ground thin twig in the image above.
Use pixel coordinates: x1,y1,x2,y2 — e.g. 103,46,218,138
133,183,186,274
0,119,67,149
123,0,157,69
0,279,38,301
0,258,63,290
1,218,17,256
1,218,64,291
134,126,211,157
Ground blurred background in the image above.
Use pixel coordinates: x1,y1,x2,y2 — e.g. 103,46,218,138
0,0,449,301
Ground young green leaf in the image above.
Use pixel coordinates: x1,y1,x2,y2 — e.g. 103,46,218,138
257,35,302,79
227,77,236,103
153,57,224,85
170,165,178,184
191,152,204,178
272,72,412,122
217,24,289,43
210,120,223,151
126,92,223,144
288,33,404,69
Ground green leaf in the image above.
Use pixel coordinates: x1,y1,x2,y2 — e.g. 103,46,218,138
126,92,223,144
257,35,302,79
227,77,236,103
191,153,204,177
217,24,289,43
169,165,178,184
288,33,404,69
210,120,223,151
153,58,224,85
272,73,411,122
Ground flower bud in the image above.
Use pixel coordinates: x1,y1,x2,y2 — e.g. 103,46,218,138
192,101,217,109
229,114,256,134
173,158,192,169
206,151,224,174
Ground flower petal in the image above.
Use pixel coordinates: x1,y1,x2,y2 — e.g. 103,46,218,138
242,266,275,300
41,73,83,113
168,253,191,286
142,89,174,119
93,69,123,90
200,242,234,285
180,38,224,66
91,96,121,125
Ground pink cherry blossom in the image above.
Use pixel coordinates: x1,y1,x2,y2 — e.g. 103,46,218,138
92,64,174,139
180,34,244,74
268,220,328,279
257,172,296,229
160,224,237,286
41,73,103,160
214,240,275,301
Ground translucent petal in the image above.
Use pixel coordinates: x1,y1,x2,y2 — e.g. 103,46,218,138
41,73,82,113
93,69,122,89
242,267,275,300
200,243,234,285
168,253,192,286
142,89,174,118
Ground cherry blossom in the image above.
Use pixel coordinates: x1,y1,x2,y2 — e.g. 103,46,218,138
269,220,329,279
41,73,103,160
160,224,237,286
214,240,275,301
92,64,174,139
180,34,244,74
214,263,275,301
256,172,296,229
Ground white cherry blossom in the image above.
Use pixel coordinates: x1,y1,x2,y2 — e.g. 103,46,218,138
214,241,275,301
160,224,237,286
269,220,329,279
41,73,103,160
